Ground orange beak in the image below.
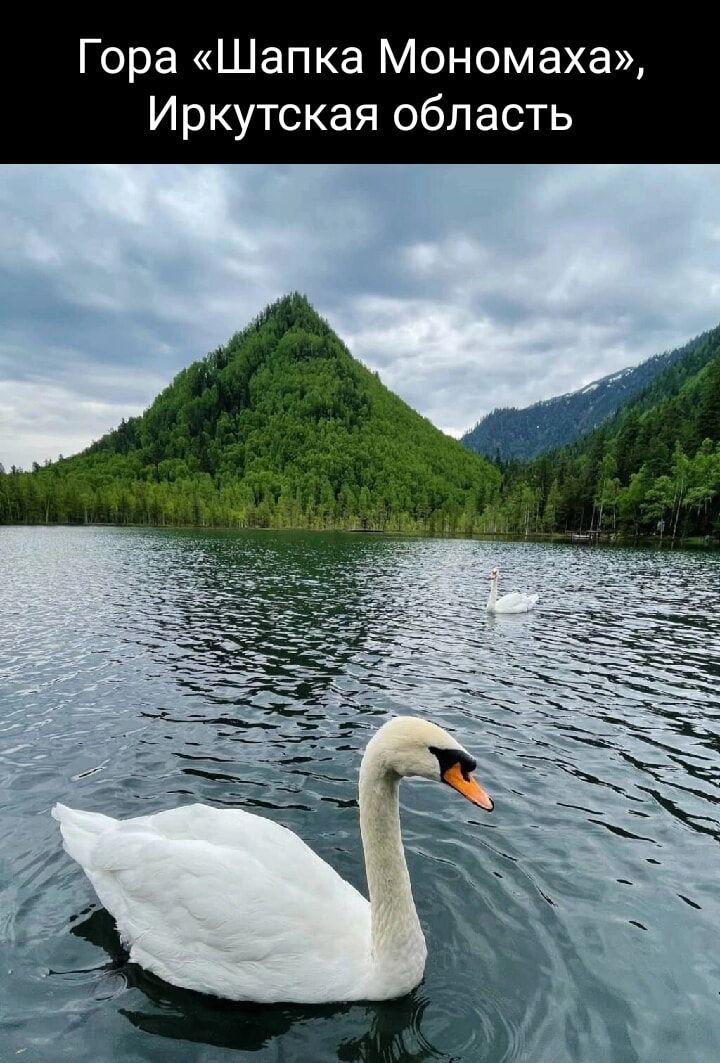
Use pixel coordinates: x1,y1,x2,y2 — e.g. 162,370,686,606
442,762,494,811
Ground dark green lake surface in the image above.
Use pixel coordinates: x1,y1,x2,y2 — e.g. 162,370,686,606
1,526,719,1063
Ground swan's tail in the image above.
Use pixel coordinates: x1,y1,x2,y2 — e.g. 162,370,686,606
52,803,117,869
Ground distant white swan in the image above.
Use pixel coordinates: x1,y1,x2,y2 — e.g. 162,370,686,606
53,716,493,1004
486,566,539,614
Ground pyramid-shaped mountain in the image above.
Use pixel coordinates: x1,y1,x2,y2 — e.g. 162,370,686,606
5,294,499,532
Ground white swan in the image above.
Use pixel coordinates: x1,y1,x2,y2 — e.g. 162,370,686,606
52,716,493,1004
486,566,539,614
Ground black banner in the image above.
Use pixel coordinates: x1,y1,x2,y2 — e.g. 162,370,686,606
2,18,716,162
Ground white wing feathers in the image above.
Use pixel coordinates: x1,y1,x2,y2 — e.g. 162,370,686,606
495,591,539,613
52,802,371,1002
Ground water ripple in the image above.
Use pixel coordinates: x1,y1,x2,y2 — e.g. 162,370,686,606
1,526,719,1062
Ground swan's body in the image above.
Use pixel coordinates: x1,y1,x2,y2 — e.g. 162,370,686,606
486,567,539,614
53,716,492,1004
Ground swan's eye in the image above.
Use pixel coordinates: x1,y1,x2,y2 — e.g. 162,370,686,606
428,746,477,779
428,746,493,811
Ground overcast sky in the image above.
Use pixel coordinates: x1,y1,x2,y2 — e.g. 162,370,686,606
1,163,719,469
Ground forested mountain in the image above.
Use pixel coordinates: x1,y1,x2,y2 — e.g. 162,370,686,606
0,294,500,533
462,329,717,460
2,296,718,540
496,324,720,540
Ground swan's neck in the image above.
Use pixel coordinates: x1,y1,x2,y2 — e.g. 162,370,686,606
487,577,498,610
358,746,425,968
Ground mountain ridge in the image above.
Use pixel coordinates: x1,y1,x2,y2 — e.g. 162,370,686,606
462,327,717,460
496,322,720,539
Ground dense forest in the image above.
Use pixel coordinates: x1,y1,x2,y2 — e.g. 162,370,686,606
1,297,718,541
0,295,500,535
462,329,716,460
493,324,720,541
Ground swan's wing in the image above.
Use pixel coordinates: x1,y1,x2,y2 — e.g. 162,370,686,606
106,803,320,866
495,592,539,613
68,804,370,1002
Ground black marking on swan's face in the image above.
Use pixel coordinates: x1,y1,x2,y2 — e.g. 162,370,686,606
429,746,477,781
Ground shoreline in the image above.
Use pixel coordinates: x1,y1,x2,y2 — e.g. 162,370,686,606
2,520,718,550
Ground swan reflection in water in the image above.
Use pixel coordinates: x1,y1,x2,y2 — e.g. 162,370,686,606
71,909,445,1061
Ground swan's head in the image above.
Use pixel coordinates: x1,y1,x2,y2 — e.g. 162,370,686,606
366,716,493,811
489,567,499,581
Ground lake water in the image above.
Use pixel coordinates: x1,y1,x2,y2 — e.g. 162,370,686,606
1,526,719,1063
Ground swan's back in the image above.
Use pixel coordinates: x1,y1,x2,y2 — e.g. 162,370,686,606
53,802,372,1003
494,591,539,613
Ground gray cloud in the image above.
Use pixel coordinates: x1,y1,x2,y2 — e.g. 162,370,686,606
0,164,718,467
